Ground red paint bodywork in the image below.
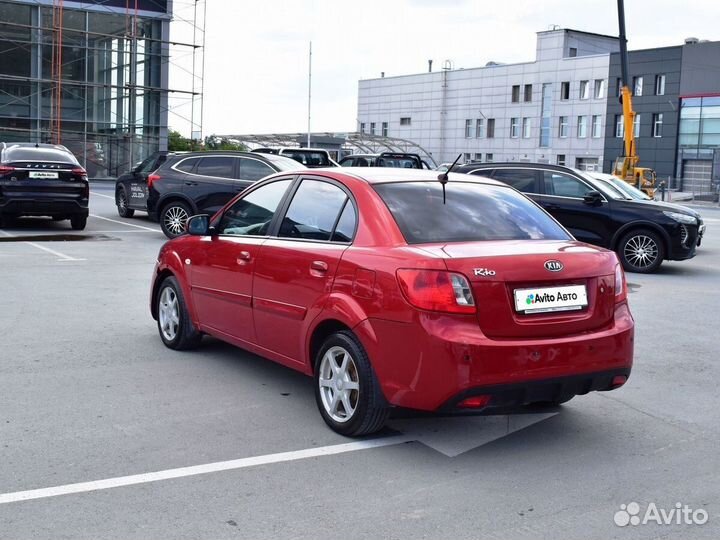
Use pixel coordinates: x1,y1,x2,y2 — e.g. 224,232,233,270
152,169,634,411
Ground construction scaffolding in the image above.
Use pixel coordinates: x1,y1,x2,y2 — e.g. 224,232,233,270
0,0,206,177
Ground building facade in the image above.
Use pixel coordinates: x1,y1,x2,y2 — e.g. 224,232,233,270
357,29,720,191
0,0,172,177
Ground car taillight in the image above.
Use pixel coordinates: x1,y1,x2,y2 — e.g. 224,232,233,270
147,173,160,189
614,263,627,302
0,165,16,175
396,269,476,314
72,167,88,180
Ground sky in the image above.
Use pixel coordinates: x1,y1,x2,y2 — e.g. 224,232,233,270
166,0,720,139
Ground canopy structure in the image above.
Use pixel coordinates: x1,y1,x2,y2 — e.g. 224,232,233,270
214,132,437,167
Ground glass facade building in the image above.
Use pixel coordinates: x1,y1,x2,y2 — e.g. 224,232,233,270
0,0,171,177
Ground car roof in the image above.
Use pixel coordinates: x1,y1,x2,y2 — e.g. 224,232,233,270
309,167,502,186
456,161,579,174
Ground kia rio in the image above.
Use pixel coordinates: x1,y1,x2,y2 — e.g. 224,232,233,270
150,168,634,436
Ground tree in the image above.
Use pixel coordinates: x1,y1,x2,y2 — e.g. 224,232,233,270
205,135,247,151
168,129,192,151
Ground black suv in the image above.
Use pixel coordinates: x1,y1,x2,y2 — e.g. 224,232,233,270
339,152,432,169
454,162,704,273
123,151,305,238
0,142,89,230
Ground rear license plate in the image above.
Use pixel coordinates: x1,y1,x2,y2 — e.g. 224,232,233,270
29,171,59,179
514,285,588,314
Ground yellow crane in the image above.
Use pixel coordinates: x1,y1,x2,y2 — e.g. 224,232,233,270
612,0,657,198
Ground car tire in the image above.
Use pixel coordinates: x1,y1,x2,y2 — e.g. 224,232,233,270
314,331,389,436
618,228,664,274
160,201,191,239
70,216,87,230
116,187,135,218
156,276,202,350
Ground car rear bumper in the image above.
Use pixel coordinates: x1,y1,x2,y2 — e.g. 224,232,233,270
355,302,634,412
0,197,89,217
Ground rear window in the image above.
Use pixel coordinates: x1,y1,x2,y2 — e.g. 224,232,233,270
373,181,570,244
6,148,76,164
282,151,331,167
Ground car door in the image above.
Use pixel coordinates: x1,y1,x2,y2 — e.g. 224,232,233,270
536,170,613,247
252,177,357,366
235,156,277,194
185,155,237,215
188,178,294,344
127,153,167,209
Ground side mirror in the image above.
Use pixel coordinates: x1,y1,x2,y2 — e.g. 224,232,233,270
583,190,603,206
186,214,210,235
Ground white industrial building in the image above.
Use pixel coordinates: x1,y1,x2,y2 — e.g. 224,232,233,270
357,28,620,169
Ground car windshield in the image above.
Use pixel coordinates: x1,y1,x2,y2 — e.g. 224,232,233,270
373,180,570,244
585,171,651,200
585,177,631,200
282,150,331,167
265,154,308,171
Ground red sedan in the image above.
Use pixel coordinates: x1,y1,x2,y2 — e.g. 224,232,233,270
151,168,633,436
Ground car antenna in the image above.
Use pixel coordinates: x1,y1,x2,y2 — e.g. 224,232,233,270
437,153,462,204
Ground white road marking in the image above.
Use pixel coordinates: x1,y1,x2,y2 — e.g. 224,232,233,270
89,190,115,200
0,435,412,505
90,214,160,232
0,230,85,261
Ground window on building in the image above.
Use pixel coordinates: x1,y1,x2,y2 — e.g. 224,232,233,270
487,118,495,138
633,114,641,137
474,153,482,162
463,153,472,163
633,76,643,96
370,122,376,135
615,115,625,138
511,85,520,103
577,116,588,138
465,119,473,138
653,113,663,137
522,117,531,138
569,47,578,57
557,154,566,166
400,117,412,126
539,83,552,148
655,74,666,96
510,117,520,138
594,79,606,99
559,116,569,138
592,115,602,138
524,84,532,102
561,81,570,100
475,118,484,138
360,123,365,134
579,80,590,100
616,78,623,97
485,153,493,163
382,122,388,137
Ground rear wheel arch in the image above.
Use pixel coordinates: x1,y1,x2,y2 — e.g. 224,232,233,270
309,319,352,373
157,194,198,216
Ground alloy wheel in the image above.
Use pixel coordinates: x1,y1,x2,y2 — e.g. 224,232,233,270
163,206,189,236
624,234,659,270
318,346,360,423
158,286,180,341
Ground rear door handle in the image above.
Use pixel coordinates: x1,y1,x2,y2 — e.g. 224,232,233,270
310,260,328,275
185,181,199,186
237,251,252,265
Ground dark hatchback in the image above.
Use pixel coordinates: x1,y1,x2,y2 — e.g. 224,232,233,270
117,151,305,238
0,142,89,230
454,162,704,273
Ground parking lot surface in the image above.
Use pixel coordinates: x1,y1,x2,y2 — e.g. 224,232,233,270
0,183,718,539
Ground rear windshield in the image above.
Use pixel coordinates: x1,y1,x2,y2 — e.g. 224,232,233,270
6,149,76,164
282,150,331,167
373,181,570,244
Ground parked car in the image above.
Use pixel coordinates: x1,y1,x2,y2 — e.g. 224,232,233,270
455,162,704,273
252,147,338,168
115,151,176,219
0,142,89,230
121,151,305,238
150,168,633,436
587,171,705,247
338,152,433,169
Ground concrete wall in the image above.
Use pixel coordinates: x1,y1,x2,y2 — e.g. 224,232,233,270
357,29,618,166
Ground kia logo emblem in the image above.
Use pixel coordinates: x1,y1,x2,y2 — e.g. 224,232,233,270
544,260,563,272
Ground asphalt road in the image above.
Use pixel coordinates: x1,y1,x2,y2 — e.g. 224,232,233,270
0,183,718,539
